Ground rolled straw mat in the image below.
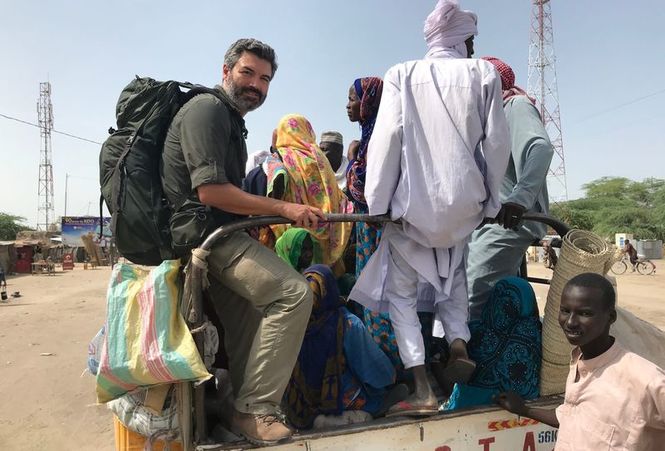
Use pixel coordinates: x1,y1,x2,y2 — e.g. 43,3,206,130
540,229,613,395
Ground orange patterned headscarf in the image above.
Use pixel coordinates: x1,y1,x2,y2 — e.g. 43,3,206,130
266,114,352,265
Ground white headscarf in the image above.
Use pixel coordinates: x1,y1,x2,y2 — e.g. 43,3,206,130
424,0,478,59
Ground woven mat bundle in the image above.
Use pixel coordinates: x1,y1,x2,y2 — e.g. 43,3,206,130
540,229,613,395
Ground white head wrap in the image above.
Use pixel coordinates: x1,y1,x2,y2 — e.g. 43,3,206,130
424,0,478,59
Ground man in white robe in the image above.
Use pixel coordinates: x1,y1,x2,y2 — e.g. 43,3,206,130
349,0,510,416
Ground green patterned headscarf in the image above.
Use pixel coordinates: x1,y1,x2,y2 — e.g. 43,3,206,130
274,228,321,271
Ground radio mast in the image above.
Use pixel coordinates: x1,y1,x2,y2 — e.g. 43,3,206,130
528,0,568,201
37,82,55,230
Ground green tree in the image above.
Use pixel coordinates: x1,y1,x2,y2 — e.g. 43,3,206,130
592,208,660,240
582,176,631,199
550,203,595,231
0,213,32,240
625,178,665,207
653,183,665,225
553,177,665,241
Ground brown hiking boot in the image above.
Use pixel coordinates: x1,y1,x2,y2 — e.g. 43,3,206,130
231,409,293,446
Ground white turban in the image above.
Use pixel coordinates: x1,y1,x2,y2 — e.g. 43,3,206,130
424,0,478,58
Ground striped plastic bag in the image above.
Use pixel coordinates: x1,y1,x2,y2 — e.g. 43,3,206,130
96,259,211,403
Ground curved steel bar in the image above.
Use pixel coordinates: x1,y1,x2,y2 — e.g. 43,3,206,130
199,213,395,251
522,212,570,237
200,212,569,252
192,212,567,318
191,211,568,326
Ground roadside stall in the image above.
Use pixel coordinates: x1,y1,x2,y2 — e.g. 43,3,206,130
14,241,35,274
14,231,58,274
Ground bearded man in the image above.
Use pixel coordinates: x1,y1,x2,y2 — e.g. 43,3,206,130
161,38,323,445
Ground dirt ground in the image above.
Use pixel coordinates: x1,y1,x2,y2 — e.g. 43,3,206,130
0,266,114,451
0,261,663,450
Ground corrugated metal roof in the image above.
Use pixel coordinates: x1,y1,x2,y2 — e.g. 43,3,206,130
13,240,44,247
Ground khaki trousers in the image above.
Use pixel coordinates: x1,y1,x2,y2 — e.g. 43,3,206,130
206,231,312,415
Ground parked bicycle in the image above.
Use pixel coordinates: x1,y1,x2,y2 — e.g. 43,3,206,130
610,254,656,275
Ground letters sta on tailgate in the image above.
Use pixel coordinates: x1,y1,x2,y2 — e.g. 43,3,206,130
434,418,558,451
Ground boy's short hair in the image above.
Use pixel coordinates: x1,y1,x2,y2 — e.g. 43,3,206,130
564,273,616,310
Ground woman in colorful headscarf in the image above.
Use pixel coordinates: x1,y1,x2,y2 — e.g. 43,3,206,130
284,264,405,429
444,276,542,410
347,77,406,374
266,114,352,266
274,228,321,273
346,77,384,273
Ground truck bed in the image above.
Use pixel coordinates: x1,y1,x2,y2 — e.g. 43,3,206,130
196,396,562,451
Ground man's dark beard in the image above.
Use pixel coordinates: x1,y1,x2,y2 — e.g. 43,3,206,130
224,77,265,113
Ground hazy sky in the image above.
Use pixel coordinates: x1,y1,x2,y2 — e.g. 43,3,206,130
2,0,664,228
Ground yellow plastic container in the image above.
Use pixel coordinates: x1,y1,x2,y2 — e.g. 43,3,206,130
113,416,184,451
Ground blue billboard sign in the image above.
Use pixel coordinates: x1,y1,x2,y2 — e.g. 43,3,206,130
61,216,112,247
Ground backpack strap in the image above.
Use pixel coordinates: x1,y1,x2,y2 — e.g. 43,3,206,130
99,195,105,240
185,86,248,139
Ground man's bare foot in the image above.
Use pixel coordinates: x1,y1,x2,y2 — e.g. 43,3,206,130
386,365,438,417
385,391,439,417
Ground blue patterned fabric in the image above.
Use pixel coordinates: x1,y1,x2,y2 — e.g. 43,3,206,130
445,276,541,410
285,264,346,428
354,204,382,278
285,265,396,427
342,310,395,414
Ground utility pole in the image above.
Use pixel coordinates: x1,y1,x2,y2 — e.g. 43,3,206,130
64,173,69,217
528,0,568,202
37,82,55,230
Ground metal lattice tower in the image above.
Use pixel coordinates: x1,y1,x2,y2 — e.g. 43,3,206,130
527,0,568,201
37,82,55,231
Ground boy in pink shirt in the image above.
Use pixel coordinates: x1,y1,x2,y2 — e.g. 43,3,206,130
496,273,665,450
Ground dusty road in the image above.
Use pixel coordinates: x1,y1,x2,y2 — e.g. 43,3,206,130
0,261,663,450
0,267,113,451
